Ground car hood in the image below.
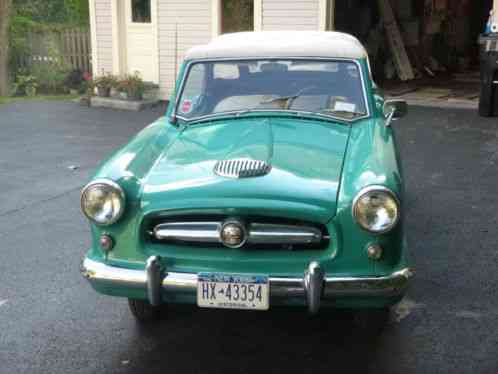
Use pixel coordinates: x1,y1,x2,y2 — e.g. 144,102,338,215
140,117,350,223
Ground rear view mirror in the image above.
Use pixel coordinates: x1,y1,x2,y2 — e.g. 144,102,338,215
383,100,408,122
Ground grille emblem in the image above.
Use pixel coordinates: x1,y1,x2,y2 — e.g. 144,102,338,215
219,219,247,248
214,158,271,178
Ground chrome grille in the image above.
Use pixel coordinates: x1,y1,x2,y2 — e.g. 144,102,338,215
213,158,271,178
150,218,329,250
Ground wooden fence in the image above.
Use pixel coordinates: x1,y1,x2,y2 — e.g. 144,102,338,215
19,28,92,73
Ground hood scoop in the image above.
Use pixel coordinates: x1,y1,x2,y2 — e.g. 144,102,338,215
214,158,272,179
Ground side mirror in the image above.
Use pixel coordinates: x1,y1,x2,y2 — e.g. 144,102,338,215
383,100,408,123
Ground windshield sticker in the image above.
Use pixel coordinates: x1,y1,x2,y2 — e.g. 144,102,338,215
334,101,357,113
181,99,193,114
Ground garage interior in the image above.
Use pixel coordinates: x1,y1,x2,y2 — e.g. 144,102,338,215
331,0,495,104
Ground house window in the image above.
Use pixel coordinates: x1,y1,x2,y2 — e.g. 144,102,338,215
132,0,151,23
222,0,254,33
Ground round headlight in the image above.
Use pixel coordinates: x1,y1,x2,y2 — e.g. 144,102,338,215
353,186,400,234
81,179,125,225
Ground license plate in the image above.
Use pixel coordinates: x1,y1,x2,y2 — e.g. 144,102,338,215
197,273,269,310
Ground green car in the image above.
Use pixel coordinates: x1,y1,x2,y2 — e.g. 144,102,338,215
81,31,412,325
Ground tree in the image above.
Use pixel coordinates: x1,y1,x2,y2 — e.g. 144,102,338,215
0,0,12,96
13,0,88,25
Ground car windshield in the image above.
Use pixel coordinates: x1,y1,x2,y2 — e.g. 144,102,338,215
175,59,367,121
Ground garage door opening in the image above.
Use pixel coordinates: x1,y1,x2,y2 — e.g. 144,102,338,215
328,0,494,105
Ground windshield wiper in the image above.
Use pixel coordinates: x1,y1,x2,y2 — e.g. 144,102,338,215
235,109,259,116
318,108,366,118
178,110,260,127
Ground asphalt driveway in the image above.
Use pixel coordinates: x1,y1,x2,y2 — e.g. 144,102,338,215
0,101,497,374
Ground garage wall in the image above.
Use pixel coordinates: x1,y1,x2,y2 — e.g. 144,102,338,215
91,0,114,74
262,0,320,30
157,0,212,99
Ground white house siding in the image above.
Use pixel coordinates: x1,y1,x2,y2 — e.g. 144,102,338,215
157,0,212,98
93,0,114,74
262,0,320,31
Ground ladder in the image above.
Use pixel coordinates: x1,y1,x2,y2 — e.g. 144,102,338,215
377,0,415,81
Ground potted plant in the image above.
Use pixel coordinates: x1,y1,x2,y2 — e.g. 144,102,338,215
117,72,145,101
93,73,117,97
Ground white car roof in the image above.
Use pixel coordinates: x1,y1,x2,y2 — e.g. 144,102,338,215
185,31,368,61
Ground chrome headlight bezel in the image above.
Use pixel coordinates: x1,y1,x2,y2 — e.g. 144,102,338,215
80,179,125,226
352,186,400,234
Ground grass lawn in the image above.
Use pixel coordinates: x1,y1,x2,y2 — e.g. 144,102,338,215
0,94,80,105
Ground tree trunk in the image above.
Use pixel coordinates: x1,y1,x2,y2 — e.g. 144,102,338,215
0,0,12,96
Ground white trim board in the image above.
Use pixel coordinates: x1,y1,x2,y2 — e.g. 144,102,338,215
254,0,262,31
318,0,327,31
88,0,99,74
494,0,498,23
211,0,221,38
111,0,120,75
152,0,159,83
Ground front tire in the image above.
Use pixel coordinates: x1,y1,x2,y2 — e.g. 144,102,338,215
128,299,163,323
479,85,494,117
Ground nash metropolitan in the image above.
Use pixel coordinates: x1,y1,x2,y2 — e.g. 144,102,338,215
81,31,412,325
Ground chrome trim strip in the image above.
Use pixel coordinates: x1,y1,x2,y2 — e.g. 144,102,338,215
82,258,413,305
81,258,146,288
154,222,221,242
173,57,371,124
153,221,323,246
248,223,322,244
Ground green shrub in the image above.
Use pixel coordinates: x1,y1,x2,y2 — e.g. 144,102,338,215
11,70,38,96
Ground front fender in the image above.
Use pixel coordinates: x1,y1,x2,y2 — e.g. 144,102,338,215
335,118,406,275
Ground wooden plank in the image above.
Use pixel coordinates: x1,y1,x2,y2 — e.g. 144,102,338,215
75,29,82,70
61,29,68,66
82,29,89,72
377,0,414,81
66,29,73,67
79,29,85,70
86,29,91,72
86,29,92,73
69,29,76,69
71,29,78,69
76,29,81,71
81,29,87,71
61,29,70,68
56,31,63,65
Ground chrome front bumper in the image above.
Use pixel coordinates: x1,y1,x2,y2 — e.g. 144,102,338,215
81,256,413,314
